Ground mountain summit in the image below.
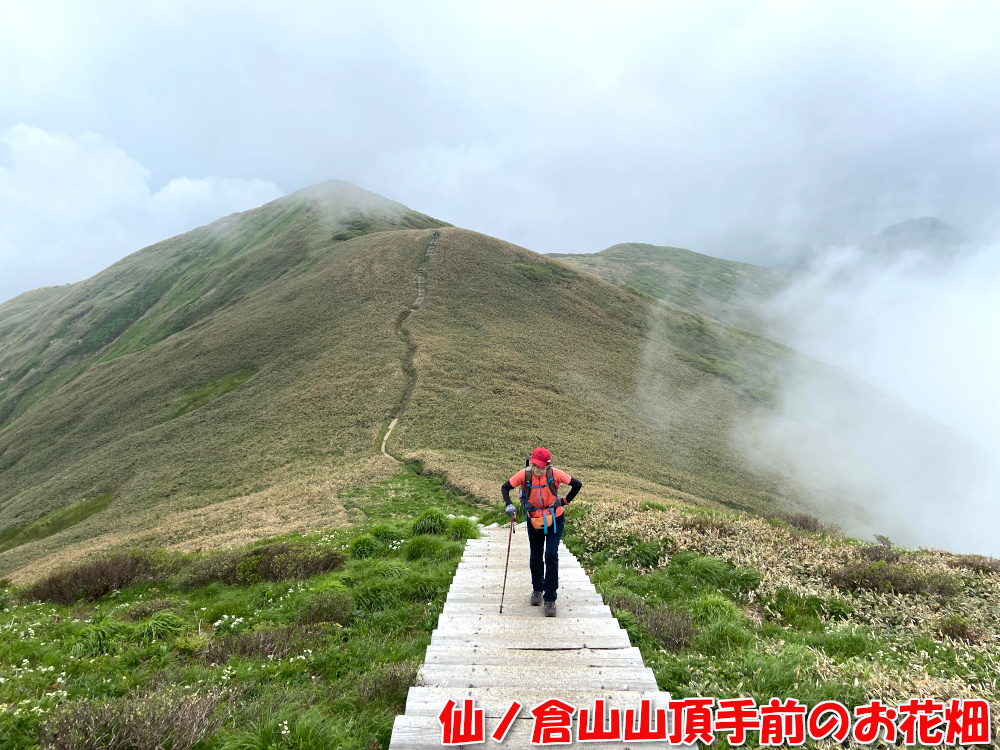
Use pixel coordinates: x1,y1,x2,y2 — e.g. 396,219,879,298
864,216,968,265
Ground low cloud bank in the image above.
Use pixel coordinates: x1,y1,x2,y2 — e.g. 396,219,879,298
0,124,283,303
743,240,1000,554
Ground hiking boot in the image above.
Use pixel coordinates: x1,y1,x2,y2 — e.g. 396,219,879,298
530,591,543,606
544,601,557,617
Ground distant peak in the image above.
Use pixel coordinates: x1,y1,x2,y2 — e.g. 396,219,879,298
871,217,967,251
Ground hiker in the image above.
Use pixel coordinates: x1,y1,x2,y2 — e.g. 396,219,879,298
501,447,582,617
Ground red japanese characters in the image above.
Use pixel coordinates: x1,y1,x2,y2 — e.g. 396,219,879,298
436,696,992,746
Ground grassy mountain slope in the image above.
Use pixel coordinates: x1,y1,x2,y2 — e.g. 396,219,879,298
0,184,448,580
549,242,786,334
390,230,800,508
0,186,976,583
0,181,447,431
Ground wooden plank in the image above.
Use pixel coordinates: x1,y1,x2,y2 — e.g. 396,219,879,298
421,645,645,667
441,603,612,617
430,633,634,650
417,665,659,691
435,614,623,630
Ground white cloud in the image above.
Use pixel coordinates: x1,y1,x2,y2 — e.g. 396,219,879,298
743,242,1000,554
6,2,1000,265
0,124,283,302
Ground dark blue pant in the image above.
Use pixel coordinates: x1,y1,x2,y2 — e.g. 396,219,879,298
525,513,565,602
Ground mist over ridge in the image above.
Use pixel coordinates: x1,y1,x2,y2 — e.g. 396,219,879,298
558,215,999,555
746,218,1000,555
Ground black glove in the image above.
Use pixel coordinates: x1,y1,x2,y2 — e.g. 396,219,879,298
505,504,517,518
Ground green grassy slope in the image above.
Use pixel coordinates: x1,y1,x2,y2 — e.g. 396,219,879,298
392,230,801,511
0,181,447,431
549,242,787,334
0,186,974,584
0,184,449,581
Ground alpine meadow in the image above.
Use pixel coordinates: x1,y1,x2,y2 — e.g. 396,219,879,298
1,182,998,748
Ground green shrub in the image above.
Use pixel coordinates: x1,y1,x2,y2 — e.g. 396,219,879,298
411,508,448,535
218,711,336,750
72,622,133,657
688,597,754,655
618,539,669,569
135,611,188,642
808,624,879,660
350,535,381,559
768,587,852,624
300,589,354,625
668,551,762,598
446,517,480,541
402,535,460,561
369,523,405,543
177,543,346,589
29,550,169,604
352,578,402,611
687,592,740,623
173,633,208,655
364,559,409,578
125,598,184,621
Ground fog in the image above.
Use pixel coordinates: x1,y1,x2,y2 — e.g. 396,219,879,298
740,237,1000,554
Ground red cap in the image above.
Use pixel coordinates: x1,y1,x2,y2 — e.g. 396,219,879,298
529,447,551,467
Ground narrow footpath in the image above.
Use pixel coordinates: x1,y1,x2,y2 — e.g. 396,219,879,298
389,524,687,749
381,230,440,460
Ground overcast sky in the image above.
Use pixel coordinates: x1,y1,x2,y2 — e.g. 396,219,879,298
4,0,1000,304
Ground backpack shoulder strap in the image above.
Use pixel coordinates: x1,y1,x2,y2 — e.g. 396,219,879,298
546,466,559,496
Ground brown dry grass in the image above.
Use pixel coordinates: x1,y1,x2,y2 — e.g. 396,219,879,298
39,686,225,750
2,457,394,585
202,625,323,663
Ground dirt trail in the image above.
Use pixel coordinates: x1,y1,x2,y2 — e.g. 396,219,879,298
381,230,440,460
380,418,398,459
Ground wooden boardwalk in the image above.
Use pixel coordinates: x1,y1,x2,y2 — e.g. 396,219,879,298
389,524,689,748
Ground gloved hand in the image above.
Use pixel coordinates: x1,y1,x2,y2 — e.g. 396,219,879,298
505,504,517,519
552,497,565,508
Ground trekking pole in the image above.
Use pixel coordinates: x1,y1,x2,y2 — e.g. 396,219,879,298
499,516,515,614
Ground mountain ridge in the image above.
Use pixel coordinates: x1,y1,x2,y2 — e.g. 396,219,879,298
549,241,786,335
0,185,982,582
